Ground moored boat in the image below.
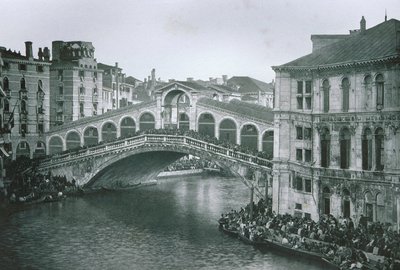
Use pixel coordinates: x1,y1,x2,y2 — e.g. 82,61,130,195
219,224,239,237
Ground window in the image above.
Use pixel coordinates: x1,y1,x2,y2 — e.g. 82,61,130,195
79,70,85,78
94,72,97,79
295,203,302,210
297,81,303,94
375,128,384,171
80,103,84,117
59,85,64,95
304,213,311,219
19,64,27,71
342,78,350,112
340,128,351,169
305,179,312,192
58,70,63,81
36,65,44,72
21,123,27,135
305,149,312,162
296,126,303,140
304,128,312,140
320,128,330,168
322,79,330,112
38,123,44,134
305,97,312,109
3,62,10,70
305,81,312,94
362,128,372,170
296,176,303,191
3,77,9,90
80,86,85,95
297,97,303,109
20,78,26,89
296,149,302,161
376,74,384,110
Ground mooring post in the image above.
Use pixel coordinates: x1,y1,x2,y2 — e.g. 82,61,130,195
249,185,254,221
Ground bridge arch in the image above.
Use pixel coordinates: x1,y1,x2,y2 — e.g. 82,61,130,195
162,88,192,130
66,130,82,150
101,121,118,142
240,122,260,151
48,135,64,155
198,112,216,138
139,112,156,131
162,87,193,108
83,126,99,147
119,116,136,138
218,117,238,144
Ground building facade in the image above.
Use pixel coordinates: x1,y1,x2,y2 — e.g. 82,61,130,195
272,18,400,228
50,41,103,126
0,42,51,160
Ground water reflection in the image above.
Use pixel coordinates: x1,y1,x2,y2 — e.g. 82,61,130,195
0,176,324,270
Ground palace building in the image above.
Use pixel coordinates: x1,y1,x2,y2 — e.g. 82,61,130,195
272,17,400,228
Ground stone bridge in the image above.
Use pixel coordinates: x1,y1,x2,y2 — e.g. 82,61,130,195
38,133,273,197
38,81,274,195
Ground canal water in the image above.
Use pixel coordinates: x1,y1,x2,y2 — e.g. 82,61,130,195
0,175,325,270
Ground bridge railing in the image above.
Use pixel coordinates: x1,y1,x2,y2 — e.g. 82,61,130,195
40,134,273,169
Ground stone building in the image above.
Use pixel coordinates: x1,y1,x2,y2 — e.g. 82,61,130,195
50,41,103,126
0,42,51,160
272,17,400,229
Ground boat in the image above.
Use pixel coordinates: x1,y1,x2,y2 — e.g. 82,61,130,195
219,224,239,237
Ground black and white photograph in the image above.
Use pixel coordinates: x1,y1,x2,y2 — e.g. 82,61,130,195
0,0,400,269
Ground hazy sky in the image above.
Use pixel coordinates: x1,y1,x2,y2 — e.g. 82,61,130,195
1,0,399,82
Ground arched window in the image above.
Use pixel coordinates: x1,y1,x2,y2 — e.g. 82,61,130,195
178,113,190,131
198,113,215,138
322,79,330,113
322,187,331,215
342,78,350,112
139,113,155,131
375,128,384,171
364,191,374,222
102,122,117,142
3,77,9,90
376,74,384,110
362,128,372,170
66,131,81,150
364,75,372,109
376,193,385,222
120,117,136,137
20,78,26,89
339,127,351,169
262,131,274,159
342,188,351,218
320,127,330,168
49,136,63,155
219,119,237,144
240,124,258,151
84,127,99,146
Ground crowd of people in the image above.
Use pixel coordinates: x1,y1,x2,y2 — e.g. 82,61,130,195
220,199,399,270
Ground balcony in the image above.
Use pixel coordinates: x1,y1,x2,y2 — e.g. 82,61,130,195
56,114,64,124
316,166,391,183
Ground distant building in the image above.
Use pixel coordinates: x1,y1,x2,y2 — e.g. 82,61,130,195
272,17,400,228
50,41,103,126
0,42,51,160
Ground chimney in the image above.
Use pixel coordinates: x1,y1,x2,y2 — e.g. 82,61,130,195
115,62,118,68
222,75,228,85
360,16,366,33
38,48,43,61
25,41,33,60
187,77,193,82
43,47,50,61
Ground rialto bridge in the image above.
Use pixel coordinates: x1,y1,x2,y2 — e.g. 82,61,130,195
36,82,275,194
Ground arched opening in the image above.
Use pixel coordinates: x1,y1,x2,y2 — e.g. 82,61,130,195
84,127,99,146
49,136,63,155
375,128,384,171
320,127,330,168
362,128,372,170
342,188,351,218
66,131,81,150
178,113,190,131
198,113,215,138
139,113,155,131
3,77,9,90
102,122,117,142
322,187,331,215
364,191,374,222
376,193,385,222
339,127,351,169
120,117,136,138
33,141,46,158
262,131,274,159
16,141,30,158
163,90,190,129
376,74,384,110
219,119,237,144
241,124,258,151
342,77,350,112
322,79,330,113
